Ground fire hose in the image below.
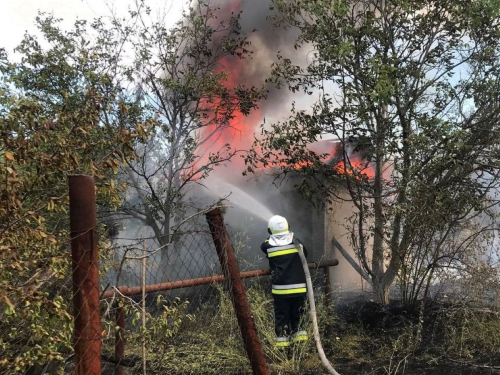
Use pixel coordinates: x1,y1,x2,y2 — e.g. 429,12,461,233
293,237,342,375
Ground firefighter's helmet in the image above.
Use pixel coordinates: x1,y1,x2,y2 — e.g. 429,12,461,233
268,215,289,235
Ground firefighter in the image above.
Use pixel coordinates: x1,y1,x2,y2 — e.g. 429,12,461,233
261,215,309,348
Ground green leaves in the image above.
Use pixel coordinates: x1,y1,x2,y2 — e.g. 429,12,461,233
0,12,144,373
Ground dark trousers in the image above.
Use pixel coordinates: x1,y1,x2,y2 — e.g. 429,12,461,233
273,295,306,337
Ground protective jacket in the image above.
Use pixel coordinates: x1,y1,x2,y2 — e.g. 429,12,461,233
260,234,308,298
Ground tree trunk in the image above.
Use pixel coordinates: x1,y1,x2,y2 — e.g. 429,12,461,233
158,214,170,278
372,149,385,278
373,279,390,305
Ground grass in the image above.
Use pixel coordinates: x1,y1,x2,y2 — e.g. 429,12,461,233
101,282,500,375
107,280,332,374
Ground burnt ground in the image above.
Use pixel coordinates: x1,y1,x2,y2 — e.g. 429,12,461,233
334,361,500,375
319,300,500,375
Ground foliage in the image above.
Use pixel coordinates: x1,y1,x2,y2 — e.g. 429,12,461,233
0,2,262,370
246,0,500,305
104,280,500,374
0,13,145,372
441,307,500,359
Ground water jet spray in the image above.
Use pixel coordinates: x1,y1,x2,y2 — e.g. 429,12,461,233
205,176,273,221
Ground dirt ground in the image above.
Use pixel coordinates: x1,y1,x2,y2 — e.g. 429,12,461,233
333,361,500,375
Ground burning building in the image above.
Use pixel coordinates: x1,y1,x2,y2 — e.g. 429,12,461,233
105,0,373,296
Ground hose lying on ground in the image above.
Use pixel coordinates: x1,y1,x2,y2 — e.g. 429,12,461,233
293,237,341,375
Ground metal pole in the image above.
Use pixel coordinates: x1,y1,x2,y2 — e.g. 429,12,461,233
206,208,270,375
101,259,339,299
324,267,332,303
141,240,147,375
114,301,125,375
69,175,101,375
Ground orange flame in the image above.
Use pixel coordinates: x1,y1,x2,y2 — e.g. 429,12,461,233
198,1,262,171
333,159,375,179
253,156,375,181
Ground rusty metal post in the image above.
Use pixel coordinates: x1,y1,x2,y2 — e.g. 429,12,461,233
69,175,101,375
114,301,125,375
206,208,270,375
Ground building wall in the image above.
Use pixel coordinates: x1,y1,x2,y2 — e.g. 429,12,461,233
322,193,370,291
250,175,370,292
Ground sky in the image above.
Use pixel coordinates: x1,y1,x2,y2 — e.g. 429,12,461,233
0,0,185,56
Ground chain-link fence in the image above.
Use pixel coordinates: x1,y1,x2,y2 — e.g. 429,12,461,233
98,207,336,375
100,210,248,375
1,176,340,375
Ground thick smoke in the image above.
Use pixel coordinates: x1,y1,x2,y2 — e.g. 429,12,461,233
111,0,364,291
201,0,305,156
198,0,308,249
200,1,367,289
205,0,350,168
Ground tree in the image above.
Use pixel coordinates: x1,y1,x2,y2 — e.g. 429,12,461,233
0,14,145,372
115,1,262,256
246,0,500,305
398,216,498,310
